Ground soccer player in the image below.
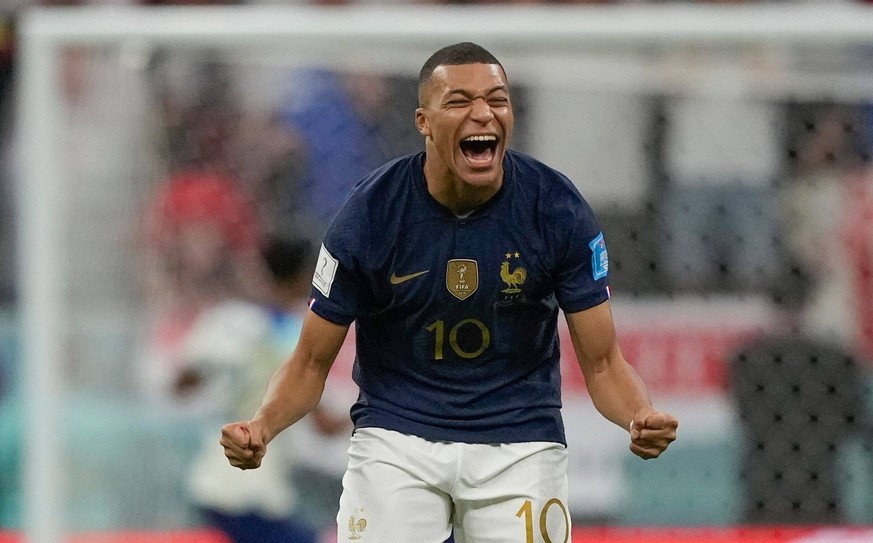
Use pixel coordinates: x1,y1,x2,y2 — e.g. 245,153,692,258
220,42,678,542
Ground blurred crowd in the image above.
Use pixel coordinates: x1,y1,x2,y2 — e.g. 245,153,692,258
1,0,873,540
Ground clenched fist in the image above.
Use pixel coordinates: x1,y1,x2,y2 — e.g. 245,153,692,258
220,420,267,470
629,408,678,460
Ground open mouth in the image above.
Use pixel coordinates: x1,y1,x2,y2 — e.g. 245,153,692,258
460,134,498,165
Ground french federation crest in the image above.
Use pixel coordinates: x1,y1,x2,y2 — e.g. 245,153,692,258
500,260,527,294
348,508,367,540
446,259,478,300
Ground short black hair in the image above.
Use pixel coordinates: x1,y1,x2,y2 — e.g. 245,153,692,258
418,42,504,98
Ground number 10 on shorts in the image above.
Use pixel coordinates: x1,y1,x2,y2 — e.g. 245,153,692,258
516,498,570,543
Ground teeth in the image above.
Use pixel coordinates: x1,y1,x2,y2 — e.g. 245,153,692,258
462,135,497,142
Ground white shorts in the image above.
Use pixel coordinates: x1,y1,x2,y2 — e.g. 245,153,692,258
336,427,571,543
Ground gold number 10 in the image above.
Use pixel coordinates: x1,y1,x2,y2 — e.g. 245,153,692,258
515,499,569,543
425,318,490,360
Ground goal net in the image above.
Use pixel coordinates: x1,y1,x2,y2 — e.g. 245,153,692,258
11,3,873,541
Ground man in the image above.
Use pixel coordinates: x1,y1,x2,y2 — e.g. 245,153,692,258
221,42,678,542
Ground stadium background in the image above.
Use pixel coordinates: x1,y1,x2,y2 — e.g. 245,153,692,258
2,1,873,542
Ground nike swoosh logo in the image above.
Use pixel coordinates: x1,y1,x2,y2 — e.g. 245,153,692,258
390,270,430,285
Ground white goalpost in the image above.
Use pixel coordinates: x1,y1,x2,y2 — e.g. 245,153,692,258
15,4,873,542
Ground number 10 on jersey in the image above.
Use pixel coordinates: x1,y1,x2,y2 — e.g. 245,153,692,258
425,318,491,360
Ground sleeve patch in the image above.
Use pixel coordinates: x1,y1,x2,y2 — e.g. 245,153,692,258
589,232,608,280
312,243,339,297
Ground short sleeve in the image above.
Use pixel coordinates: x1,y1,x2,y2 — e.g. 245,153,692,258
552,202,610,313
307,206,373,326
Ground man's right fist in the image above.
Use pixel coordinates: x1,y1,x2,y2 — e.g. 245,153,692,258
220,421,266,470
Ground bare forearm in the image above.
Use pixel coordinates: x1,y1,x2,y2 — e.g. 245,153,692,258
585,359,652,431
565,301,676,457
565,305,654,432
221,312,348,470
252,353,329,445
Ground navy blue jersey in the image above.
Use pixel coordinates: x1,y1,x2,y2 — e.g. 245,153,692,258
309,150,609,445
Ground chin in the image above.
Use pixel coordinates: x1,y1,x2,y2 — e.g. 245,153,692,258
457,157,503,186
460,170,501,189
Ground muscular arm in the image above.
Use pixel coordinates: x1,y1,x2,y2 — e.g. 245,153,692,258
220,309,349,469
565,301,677,459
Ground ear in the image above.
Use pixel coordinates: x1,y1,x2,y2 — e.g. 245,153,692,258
415,108,430,137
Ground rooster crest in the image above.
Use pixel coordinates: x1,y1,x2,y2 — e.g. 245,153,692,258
348,514,367,540
500,261,527,293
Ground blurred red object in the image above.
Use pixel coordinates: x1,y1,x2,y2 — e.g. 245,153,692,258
145,171,260,253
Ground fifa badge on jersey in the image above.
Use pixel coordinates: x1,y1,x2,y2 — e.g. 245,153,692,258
312,243,338,297
589,232,608,280
446,259,478,300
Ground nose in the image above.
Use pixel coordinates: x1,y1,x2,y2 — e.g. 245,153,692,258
470,98,494,123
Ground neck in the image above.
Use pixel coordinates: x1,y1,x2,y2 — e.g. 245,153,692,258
422,151,502,216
